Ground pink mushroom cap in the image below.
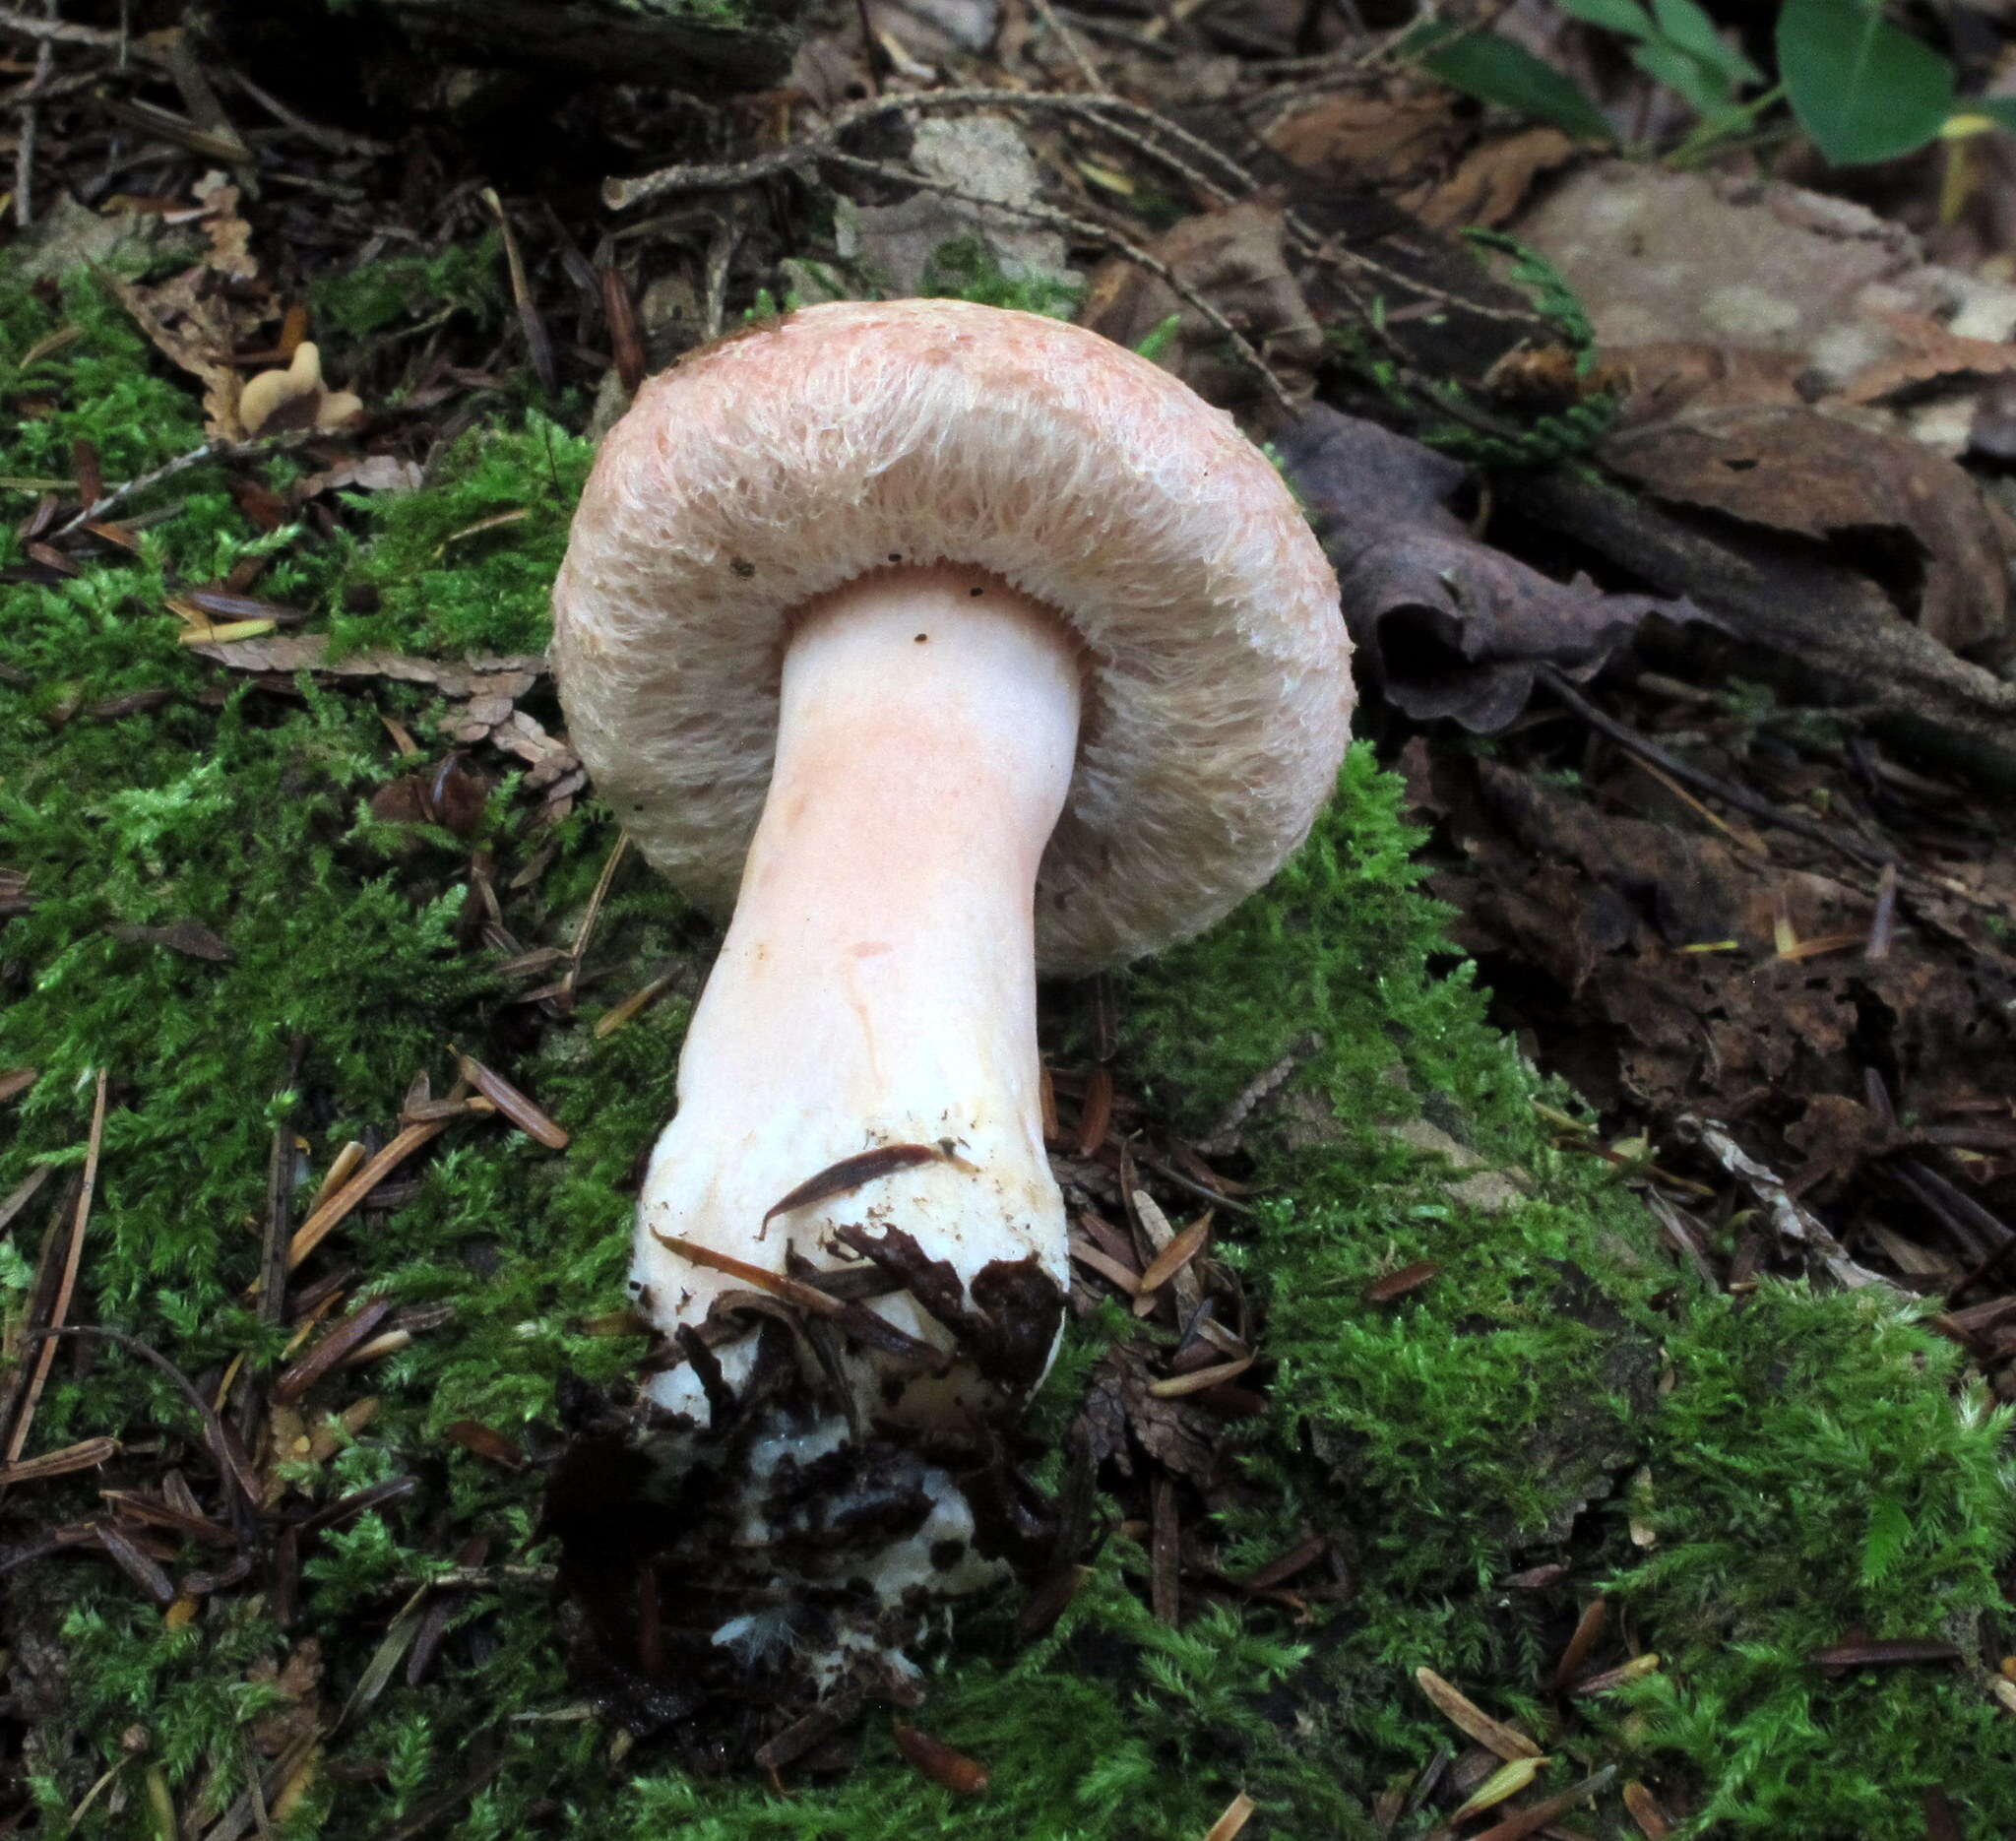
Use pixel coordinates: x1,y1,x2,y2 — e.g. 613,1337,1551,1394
552,297,1353,974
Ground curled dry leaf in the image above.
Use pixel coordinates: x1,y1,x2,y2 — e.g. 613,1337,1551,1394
1260,91,1460,201
1277,405,1702,730
1080,199,1323,410
1601,403,2010,661
297,454,424,499
1410,127,1579,232
98,266,242,441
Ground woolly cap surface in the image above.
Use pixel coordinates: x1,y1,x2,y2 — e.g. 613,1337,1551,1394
552,297,1352,973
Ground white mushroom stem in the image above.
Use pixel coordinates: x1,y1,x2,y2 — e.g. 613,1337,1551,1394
636,565,1083,1427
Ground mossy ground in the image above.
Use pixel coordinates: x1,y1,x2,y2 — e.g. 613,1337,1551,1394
3,255,2013,1839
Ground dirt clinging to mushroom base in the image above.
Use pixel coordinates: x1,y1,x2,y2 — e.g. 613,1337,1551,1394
542,1244,1067,1763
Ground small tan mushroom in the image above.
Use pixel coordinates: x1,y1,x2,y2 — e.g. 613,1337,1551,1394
237,342,363,437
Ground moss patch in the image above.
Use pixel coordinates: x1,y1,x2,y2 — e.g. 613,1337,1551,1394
3,257,2011,1840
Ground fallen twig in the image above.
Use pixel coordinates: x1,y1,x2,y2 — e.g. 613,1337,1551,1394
1678,1116,1894,1293
54,431,316,538
1,1068,106,1484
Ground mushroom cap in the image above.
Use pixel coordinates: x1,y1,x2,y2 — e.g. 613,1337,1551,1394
551,297,1352,973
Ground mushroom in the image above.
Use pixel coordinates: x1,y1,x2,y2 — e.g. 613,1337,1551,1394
549,298,1350,1650
237,342,363,438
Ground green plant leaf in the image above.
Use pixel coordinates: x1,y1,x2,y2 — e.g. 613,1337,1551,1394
1552,0,1656,36
1630,40,1741,124
1651,0,1764,86
1419,30,1616,144
1628,39,1720,115
1777,0,1955,165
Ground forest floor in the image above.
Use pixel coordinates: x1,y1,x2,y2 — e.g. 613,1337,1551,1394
4,3,2016,1838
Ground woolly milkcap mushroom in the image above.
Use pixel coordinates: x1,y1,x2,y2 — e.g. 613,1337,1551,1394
553,298,1351,1445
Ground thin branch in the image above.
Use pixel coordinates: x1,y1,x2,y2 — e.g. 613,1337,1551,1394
1026,0,1108,93
819,146,1299,415
1538,667,1898,875
12,0,54,229
54,431,314,538
1,1069,106,1483
0,3,128,48
603,86,1261,212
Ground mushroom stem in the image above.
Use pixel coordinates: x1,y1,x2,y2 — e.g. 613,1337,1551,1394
637,565,1082,1426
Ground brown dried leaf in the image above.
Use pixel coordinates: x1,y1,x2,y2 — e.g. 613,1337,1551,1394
248,1640,328,1756
1363,1260,1439,1303
1623,1780,1673,1839
187,633,545,712
456,1051,569,1150
1199,1791,1257,1841
1607,343,1809,422
97,266,241,440
443,1419,524,1469
1809,1636,1961,1669
1839,308,2016,406
1601,404,2009,657
1408,127,1577,232
1278,405,1702,730
1080,199,1322,409
297,455,423,498
762,1144,947,1226
194,173,256,282
1262,92,1456,194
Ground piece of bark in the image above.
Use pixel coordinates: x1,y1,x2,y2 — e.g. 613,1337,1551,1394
1499,466,2016,788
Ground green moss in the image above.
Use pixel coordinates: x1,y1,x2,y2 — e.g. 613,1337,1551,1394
4,253,2013,1841
1,270,210,485
309,234,507,349
1602,1285,2016,1835
334,413,595,658
917,237,1083,320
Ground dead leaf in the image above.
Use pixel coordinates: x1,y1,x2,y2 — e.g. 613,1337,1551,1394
107,920,236,964
1261,90,1455,194
97,265,240,440
1839,308,2016,405
890,1723,988,1795
187,634,543,701
1409,127,1577,231
1514,162,2016,400
1608,343,1810,423
1414,1667,1544,1760
247,1639,328,1755
369,756,490,838
1080,198,1323,408
1601,404,2010,658
297,455,422,499
1277,404,1703,730
193,172,255,282
1076,1340,1222,1485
